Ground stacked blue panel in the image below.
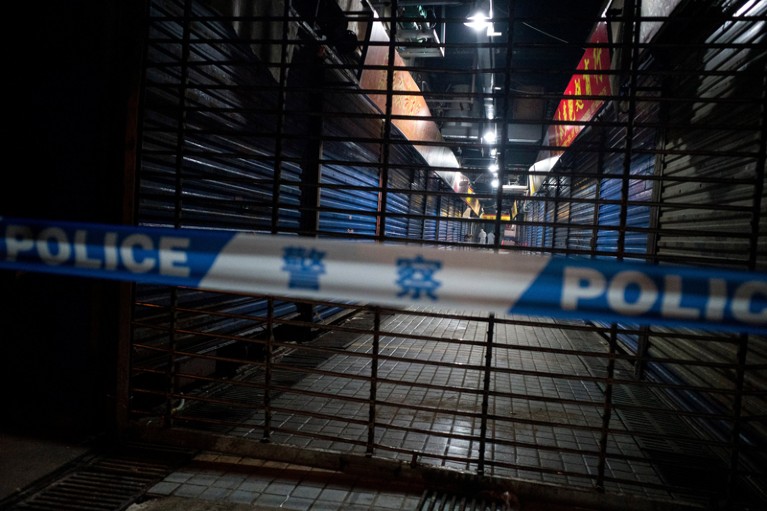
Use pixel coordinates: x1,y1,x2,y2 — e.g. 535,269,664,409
318,164,379,237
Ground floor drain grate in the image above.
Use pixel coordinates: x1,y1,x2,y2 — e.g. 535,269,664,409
6,443,194,511
416,488,519,511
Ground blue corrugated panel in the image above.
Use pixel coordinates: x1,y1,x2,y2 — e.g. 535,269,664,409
318,164,379,236
385,167,414,240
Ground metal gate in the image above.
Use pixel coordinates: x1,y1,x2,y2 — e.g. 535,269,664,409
127,1,767,509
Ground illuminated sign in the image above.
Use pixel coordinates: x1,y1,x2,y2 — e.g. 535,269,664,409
548,22,612,152
481,213,511,221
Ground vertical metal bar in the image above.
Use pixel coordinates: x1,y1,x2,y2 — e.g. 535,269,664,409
746,65,767,273
495,1,516,250
478,313,495,476
422,173,429,240
172,0,193,230
116,282,134,436
270,0,292,235
633,326,650,379
367,307,380,456
552,175,561,250
116,0,148,437
297,49,324,237
163,0,194,429
164,288,179,428
376,2,398,241
357,10,374,82
636,68,671,380
598,0,639,490
262,296,274,442
589,84,606,258
435,188,443,241
726,333,748,501
542,187,551,251
596,323,618,491
617,0,640,262
293,40,326,338
565,178,575,256
727,59,767,502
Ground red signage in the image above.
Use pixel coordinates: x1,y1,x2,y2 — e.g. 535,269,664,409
548,22,612,152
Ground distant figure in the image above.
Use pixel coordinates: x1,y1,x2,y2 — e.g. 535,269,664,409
478,228,487,244
487,231,495,246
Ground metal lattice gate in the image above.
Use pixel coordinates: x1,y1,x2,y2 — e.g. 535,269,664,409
127,1,767,509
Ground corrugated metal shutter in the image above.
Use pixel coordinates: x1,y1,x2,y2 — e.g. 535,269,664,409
554,176,571,250
542,190,555,250
385,166,415,240
134,0,307,399
594,117,656,262
139,0,303,232
432,191,469,245
422,173,441,242
653,23,766,277
643,0,767,473
567,174,599,255
318,162,379,237
593,74,660,354
527,198,545,252
405,169,428,241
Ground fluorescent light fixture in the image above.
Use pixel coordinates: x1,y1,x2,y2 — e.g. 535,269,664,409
483,130,497,144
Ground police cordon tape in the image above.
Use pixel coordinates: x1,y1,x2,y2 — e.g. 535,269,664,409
1,216,766,334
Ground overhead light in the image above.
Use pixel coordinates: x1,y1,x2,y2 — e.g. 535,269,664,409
483,130,497,144
464,12,491,31
488,163,499,173
491,178,500,188
464,11,502,37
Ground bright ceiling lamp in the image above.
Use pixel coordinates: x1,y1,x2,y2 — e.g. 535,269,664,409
488,162,499,173
491,177,500,188
482,129,497,144
464,1,502,37
464,12,491,31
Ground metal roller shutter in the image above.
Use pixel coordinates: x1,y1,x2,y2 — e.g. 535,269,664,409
318,162,379,237
553,176,571,250
642,0,767,483
567,174,599,255
385,165,415,240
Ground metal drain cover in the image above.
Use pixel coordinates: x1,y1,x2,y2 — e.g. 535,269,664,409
5,443,194,511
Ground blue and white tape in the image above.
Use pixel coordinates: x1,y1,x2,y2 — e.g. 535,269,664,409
1,217,765,334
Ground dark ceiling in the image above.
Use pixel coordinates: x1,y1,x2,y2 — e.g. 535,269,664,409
385,0,609,211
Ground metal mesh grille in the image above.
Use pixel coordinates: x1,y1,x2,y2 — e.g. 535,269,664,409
127,1,767,509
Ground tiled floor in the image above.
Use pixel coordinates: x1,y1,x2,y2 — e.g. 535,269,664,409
0,308,738,510
136,453,425,511
207,310,669,497
132,309,687,510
